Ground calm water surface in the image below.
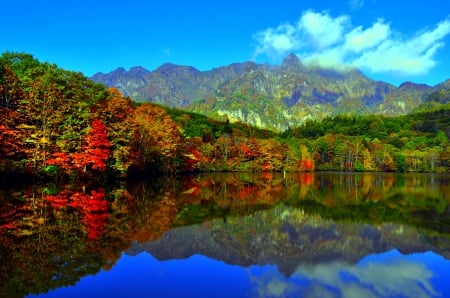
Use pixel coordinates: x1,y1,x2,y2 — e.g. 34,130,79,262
1,172,449,297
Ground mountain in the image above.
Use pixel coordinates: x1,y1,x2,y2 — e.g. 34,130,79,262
92,61,258,107
91,54,438,131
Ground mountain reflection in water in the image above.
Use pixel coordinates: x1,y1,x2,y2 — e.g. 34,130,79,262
0,172,449,297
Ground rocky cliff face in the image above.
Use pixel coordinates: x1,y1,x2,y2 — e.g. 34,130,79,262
92,54,437,131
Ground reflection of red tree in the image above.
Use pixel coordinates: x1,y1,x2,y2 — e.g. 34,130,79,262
44,188,109,240
44,190,71,209
0,203,19,234
299,173,315,186
133,193,177,243
295,173,315,199
72,189,108,240
237,185,259,200
261,171,273,181
182,178,201,198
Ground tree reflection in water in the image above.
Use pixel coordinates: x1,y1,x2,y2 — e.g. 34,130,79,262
0,172,449,297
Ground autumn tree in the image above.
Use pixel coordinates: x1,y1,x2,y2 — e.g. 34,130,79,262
72,119,111,173
19,65,66,169
0,64,22,126
96,87,136,175
297,144,315,171
132,103,180,173
257,138,283,171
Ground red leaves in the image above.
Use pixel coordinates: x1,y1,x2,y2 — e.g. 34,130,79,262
262,163,273,171
46,152,71,171
239,140,259,159
183,147,203,171
302,159,314,170
297,159,315,172
86,120,110,148
45,119,112,174
82,119,111,172
0,125,22,158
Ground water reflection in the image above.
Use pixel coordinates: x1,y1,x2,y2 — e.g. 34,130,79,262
26,250,448,298
247,250,443,298
0,172,449,297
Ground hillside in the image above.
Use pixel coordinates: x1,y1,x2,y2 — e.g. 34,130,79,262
2,51,450,179
91,53,437,131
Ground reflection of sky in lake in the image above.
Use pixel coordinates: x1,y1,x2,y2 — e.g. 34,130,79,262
28,249,448,298
249,250,444,298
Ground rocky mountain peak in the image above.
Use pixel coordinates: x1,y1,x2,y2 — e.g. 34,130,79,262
281,53,304,71
90,54,447,131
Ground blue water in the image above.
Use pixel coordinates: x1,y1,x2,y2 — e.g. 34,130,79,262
28,249,450,298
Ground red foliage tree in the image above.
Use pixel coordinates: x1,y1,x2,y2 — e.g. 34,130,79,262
59,119,111,173
45,152,72,172
0,125,23,159
183,146,202,172
83,119,111,172
297,159,315,172
46,119,111,174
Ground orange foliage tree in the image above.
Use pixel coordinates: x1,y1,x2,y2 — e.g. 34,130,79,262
132,103,180,173
97,87,136,175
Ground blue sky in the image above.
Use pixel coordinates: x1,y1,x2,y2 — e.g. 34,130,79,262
2,0,450,86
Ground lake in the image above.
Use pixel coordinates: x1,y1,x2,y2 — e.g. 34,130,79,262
1,172,450,297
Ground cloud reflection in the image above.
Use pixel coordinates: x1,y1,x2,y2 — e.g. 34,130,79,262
248,253,438,298
248,266,301,298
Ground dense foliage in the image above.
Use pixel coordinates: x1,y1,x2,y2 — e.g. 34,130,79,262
1,52,450,181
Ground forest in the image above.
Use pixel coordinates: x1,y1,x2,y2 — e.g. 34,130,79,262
1,52,450,182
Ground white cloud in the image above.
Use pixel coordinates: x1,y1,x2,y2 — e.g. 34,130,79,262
302,47,348,71
353,19,450,75
247,258,438,298
299,10,349,49
252,11,450,77
253,23,299,59
248,269,300,298
344,19,390,53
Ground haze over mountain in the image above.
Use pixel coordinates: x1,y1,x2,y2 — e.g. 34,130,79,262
91,54,447,131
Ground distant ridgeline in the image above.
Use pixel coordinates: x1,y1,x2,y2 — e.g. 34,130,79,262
91,53,450,132
1,51,450,181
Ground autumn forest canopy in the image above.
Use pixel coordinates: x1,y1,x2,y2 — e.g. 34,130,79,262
1,52,450,183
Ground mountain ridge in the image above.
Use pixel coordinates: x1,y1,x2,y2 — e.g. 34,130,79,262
91,54,443,131
126,207,450,277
